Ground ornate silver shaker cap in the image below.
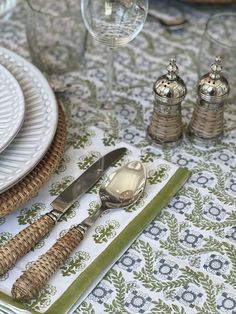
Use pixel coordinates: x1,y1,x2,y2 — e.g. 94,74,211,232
153,59,187,105
198,56,230,103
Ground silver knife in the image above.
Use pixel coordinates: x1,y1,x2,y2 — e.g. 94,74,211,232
0,147,127,275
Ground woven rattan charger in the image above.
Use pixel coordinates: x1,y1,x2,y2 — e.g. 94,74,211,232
0,102,67,218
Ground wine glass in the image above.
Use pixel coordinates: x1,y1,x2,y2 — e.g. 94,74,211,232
81,0,148,127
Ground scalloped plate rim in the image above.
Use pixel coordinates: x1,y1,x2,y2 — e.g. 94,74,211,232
0,47,58,193
0,63,25,154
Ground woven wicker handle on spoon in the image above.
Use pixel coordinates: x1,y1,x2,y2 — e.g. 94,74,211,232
0,213,57,275
12,226,84,300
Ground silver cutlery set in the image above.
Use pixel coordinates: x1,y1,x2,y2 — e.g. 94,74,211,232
0,148,147,301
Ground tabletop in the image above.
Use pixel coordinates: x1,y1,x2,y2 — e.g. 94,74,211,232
0,1,236,313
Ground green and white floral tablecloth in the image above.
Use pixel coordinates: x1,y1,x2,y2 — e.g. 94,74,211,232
0,1,236,313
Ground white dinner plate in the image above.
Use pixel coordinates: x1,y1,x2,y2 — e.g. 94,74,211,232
0,47,58,193
0,64,25,153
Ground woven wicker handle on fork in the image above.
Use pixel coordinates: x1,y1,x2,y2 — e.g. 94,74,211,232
0,214,56,275
11,226,84,300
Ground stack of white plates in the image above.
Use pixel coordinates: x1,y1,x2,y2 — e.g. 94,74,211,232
0,47,58,193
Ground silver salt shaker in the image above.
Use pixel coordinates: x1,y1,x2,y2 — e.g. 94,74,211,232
188,56,230,145
148,59,187,147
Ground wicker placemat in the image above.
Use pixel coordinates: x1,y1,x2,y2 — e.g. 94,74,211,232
0,103,67,218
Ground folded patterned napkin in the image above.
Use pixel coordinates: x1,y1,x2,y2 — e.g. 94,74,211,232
0,127,190,314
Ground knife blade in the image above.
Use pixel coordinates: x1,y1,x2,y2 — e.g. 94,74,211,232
0,147,127,275
51,147,127,215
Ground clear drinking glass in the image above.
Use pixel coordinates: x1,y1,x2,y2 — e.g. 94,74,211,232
198,13,236,103
26,0,87,77
0,0,16,19
81,0,148,126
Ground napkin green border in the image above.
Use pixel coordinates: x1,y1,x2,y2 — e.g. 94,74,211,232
0,167,190,314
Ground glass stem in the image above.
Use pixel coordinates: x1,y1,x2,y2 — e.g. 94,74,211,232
106,47,114,105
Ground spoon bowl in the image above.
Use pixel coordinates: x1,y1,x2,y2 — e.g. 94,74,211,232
81,160,147,228
100,161,146,208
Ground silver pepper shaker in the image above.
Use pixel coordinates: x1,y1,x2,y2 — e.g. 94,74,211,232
148,59,187,147
188,56,230,145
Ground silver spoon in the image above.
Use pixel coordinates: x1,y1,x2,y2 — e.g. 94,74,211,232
148,9,189,30
12,161,147,301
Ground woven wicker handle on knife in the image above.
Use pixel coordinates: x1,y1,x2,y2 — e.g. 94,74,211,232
0,214,55,275
12,226,84,300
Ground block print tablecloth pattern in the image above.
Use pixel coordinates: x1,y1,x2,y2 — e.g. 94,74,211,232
0,1,236,313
